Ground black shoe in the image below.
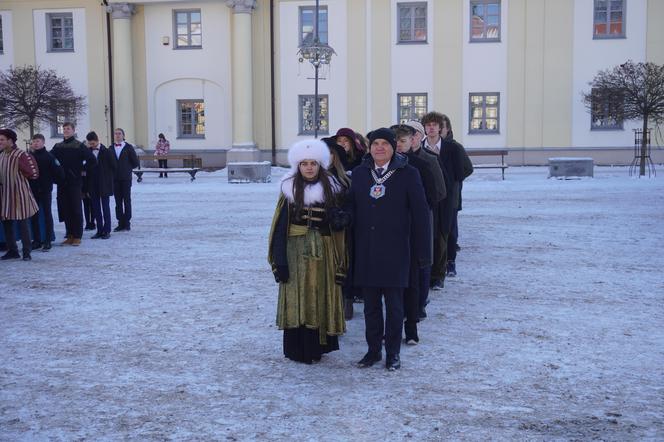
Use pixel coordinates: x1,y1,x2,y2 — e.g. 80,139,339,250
84,223,96,231
31,240,42,249
113,226,125,232
125,224,131,231
456,244,461,252
386,354,401,371
91,232,103,239
42,241,52,251
357,352,382,368
101,233,110,239
1,250,20,260
446,261,457,277
418,308,427,321
22,252,32,261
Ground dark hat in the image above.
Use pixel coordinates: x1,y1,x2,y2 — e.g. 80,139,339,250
367,127,396,151
0,129,17,143
333,127,364,153
322,137,349,169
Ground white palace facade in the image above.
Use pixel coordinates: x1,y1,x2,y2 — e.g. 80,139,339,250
0,0,663,166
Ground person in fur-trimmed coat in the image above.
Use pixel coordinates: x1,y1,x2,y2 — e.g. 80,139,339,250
268,139,349,365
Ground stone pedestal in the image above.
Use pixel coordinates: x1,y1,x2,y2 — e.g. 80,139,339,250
548,157,594,178
227,161,271,183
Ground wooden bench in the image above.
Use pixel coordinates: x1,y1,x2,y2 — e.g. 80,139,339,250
133,167,200,182
134,154,202,182
466,149,509,180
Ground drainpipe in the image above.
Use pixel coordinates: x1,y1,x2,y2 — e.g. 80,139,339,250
270,0,276,165
103,0,115,139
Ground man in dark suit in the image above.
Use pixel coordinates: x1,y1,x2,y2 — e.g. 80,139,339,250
345,127,431,371
110,128,139,232
85,131,115,239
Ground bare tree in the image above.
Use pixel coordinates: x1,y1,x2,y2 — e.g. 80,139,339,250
0,65,86,139
583,60,664,176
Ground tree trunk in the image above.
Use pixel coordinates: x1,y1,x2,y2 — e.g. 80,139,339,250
28,118,35,139
640,115,648,176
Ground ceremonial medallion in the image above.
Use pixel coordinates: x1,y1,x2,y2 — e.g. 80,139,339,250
370,184,386,199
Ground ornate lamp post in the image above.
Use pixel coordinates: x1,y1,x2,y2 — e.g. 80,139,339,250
297,0,335,138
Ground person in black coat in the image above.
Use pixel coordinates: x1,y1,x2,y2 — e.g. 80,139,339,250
392,124,440,344
346,127,431,371
28,134,64,251
51,122,96,245
110,128,139,231
421,112,468,287
85,131,116,239
404,119,447,317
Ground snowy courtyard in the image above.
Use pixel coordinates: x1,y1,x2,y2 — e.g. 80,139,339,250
1,166,663,440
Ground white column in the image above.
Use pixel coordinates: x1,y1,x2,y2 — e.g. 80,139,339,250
225,0,258,162
109,3,136,142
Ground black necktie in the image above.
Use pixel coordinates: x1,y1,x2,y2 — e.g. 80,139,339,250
376,167,384,176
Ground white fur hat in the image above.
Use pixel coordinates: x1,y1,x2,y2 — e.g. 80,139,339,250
287,139,331,170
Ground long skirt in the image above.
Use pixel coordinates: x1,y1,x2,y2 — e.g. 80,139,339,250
283,327,339,364
277,229,345,363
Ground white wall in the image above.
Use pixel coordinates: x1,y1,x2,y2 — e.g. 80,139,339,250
571,0,647,147
278,0,348,147
391,0,434,123
33,8,89,143
143,2,232,151
461,0,508,148
0,10,14,71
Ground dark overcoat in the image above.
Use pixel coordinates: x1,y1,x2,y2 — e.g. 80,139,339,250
346,153,432,288
434,134,468,234
51,137,96,187
86,145,116,197
111,142,140,183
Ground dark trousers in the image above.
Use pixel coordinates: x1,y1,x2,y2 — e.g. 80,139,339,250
59,185,83,239
30,191,54,244
114,180,132,228
447,210,459,262
362,287,404,356
404,259,420,341
2,219,31,255
432,232,449,280
91,193,112,234
83,195,93,225
418,266,431,311
158,159,168,177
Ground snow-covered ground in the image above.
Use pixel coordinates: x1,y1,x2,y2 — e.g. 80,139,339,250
1,166,663,441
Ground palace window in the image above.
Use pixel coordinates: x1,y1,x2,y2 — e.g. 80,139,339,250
178,100,205,138
469,93,500,133
591,88,624,130
397,93,428,123
594,0,625,38
47,13,74,52
298,95,329,135
398,2,427,43
470,0,500,42
299,6,328,46
174,10,202,49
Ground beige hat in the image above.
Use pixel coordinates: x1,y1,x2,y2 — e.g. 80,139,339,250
404,120,425,136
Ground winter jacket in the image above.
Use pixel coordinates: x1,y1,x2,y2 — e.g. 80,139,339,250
51,136,96,187
29,148,64,195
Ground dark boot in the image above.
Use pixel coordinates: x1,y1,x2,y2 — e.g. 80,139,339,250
42,241,52,251
344,298,354,320
1,250,20,260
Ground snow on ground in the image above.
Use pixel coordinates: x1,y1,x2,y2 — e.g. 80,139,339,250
1,166,663,441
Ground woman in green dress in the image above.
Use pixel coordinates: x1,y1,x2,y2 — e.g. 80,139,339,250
268,139,348,364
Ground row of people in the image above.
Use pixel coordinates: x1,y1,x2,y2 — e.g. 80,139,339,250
0,124,139,260
269,112,473,370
